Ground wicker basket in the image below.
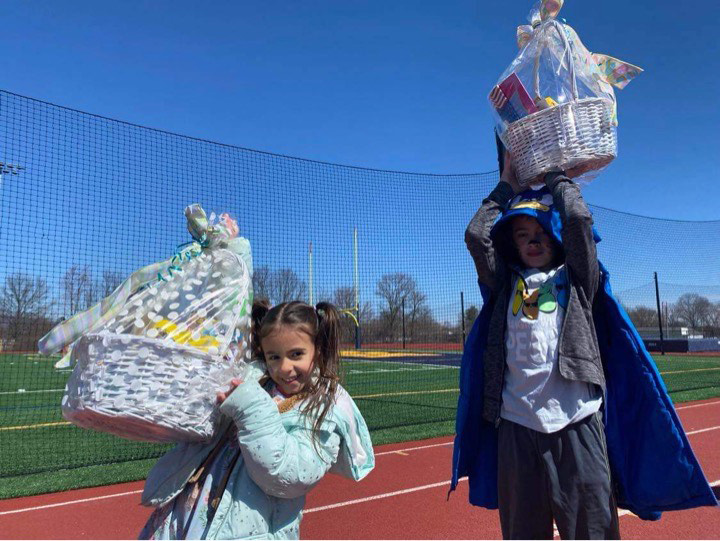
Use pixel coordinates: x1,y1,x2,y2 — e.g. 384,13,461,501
60,237,253,443
506,20,617,187
62,332,246,442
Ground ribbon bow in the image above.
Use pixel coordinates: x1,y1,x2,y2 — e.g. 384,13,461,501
515,0,642,90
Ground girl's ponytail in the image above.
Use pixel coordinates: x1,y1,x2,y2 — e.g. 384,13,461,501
314,301,340,371
251,299,271,359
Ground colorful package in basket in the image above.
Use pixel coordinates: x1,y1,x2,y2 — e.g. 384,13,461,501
489,0,642,187
38,204,254,443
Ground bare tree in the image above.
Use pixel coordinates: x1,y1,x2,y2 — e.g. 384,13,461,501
463,305,480,330
407,289,428,341
333,286,374,344
376,273,416,340
272,269,307,304
101,270,124,297
673,293,712,331
62,266,95,316
0,273,53,349
253,265,272,303
627,305,658,329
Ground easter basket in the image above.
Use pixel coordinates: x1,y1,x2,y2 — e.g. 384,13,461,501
490,0,641,187
42,205,254,443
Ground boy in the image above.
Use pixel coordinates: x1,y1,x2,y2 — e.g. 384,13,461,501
465,151,616,539
450,143,716,540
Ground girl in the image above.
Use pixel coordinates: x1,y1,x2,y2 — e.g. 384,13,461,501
140,301,375,540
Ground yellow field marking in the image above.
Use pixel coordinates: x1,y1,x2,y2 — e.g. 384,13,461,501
355,388,458,399
341,350,439,358
0,421,71,431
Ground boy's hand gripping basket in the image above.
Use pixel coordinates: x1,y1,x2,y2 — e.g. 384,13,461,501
490,0,641,186
40,205,254,443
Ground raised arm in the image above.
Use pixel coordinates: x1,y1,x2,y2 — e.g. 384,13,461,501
219,380,340,499
544,172,600,303
465,181,515,291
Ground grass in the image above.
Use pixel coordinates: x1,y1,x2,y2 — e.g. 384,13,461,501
1,351,718,499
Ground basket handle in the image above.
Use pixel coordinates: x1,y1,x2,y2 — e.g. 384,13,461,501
533,19,578,103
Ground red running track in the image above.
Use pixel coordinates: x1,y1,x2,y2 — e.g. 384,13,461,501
1,398,718,539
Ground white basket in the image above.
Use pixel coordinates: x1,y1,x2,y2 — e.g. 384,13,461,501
62,332,246,443
507,20,617,187
506,97,616,186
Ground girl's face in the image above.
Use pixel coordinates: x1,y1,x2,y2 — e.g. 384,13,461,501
262,325,316,396
511,215,555,271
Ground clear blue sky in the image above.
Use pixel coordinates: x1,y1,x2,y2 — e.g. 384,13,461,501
3,0,719,220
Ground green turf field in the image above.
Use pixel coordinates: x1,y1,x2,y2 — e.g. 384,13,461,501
1,352,718,499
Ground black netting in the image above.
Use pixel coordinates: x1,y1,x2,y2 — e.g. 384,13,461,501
1,90,718,479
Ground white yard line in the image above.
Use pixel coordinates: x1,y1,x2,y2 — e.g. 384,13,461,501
0,388,64,396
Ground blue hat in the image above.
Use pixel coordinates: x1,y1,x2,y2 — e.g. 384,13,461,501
490,186,601,265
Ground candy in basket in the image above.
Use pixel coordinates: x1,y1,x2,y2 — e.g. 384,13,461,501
489,0,642,187
39,204,254,443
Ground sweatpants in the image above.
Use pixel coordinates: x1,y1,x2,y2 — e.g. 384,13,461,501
497,412,620,540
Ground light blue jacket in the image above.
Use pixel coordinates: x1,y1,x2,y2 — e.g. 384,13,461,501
141,363,375,539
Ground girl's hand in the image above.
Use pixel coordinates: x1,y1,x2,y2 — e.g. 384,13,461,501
216,378,243,404
500,150,522,194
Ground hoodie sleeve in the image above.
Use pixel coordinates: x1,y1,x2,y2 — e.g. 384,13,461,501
465,181,515,291
544,173,599,303
219,380,341,499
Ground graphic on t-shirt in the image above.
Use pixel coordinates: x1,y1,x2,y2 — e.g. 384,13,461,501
512,276,558,320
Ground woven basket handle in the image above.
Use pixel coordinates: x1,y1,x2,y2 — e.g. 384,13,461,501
533,19,578,102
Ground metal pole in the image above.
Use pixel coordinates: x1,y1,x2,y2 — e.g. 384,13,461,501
460,291,466,349
354,227,361,349
654,272,665,355
402,297,406,349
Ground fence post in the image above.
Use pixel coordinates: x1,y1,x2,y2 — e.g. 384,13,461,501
402,298,406,349
654,272,665,356
460,291,466,350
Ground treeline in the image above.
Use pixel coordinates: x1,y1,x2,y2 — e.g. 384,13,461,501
0,266,465,352
625,293,720,337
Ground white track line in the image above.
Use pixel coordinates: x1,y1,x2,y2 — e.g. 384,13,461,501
304,478,467,514
375,441,452,456
0,489,143,516
686,426,720,436
675,399,720,411
2,414,717,517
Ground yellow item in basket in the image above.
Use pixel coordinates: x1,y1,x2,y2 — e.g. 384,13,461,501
152,318,221,351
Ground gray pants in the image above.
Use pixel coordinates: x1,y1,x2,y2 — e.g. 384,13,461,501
498,412,620,540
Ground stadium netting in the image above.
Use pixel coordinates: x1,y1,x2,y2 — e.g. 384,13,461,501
1,89,719,479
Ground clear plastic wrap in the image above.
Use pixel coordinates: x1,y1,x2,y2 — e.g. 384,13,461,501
489,0,641,187
54,204,254,443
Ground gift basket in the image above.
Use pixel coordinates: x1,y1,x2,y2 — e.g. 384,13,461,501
39,205,254,443
490,0,642,186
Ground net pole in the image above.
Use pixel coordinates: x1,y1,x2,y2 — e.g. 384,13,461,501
460,291,466,349
654,272,665,356
354,227,361,349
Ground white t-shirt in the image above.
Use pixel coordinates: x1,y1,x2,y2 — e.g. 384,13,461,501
501,266,602,433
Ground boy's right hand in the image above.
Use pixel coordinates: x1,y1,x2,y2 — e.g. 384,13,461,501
500,150,522,194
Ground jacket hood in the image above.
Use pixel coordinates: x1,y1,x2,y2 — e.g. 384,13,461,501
490,186,601,266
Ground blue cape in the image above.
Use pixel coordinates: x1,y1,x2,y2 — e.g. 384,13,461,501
451,188,717,520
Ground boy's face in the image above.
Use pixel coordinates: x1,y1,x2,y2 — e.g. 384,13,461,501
511,215,555,271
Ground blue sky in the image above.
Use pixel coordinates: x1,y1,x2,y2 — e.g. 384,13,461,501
1,0,718,326
3,0,719,220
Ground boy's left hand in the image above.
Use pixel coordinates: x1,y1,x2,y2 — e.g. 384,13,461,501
216,378,243,404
